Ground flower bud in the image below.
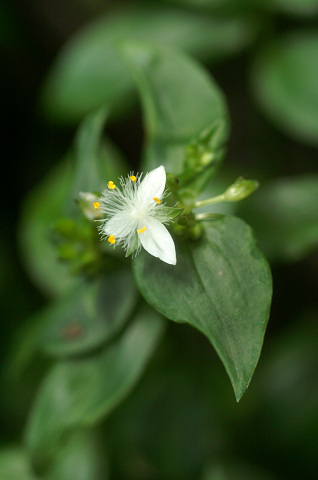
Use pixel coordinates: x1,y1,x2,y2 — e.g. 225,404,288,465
223,177,259,202
76,192,103,220
177,211,196,228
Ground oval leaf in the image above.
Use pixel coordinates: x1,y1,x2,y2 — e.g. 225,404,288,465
39,269,137,357
25,308,165,464
19,160,75,296
0,448,36,480
46,429,109,480
133,216,272,401
19,112,126,296
67,107,127,215
120,41,229,195
251,31,318,146
41,4,257,123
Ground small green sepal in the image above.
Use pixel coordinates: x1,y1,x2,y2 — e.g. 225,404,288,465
125,233,139,258
158,206,184,222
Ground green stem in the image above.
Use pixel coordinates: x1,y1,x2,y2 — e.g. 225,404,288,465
192,194,226,209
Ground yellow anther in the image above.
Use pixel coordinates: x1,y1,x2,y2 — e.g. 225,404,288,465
108,181,116,189
129,175,136,182
107,235,116,244
153,197,161,204
137,226,147,234
93,201,100,209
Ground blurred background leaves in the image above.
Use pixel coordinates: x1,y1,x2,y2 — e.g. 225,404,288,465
1,0,318,479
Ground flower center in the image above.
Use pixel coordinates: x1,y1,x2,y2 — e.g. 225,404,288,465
129,203,148,220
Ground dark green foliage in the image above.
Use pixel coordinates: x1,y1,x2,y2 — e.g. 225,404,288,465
2,0,318,479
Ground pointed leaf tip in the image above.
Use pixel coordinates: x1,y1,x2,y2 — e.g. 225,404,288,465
133,216,272,400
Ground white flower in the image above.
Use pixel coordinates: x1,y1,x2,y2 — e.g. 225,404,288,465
77,192,103,220
97,166,177,265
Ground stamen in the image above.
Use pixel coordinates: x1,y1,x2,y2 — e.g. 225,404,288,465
129,175,136,182
108,181,116,189
93,201,100,209
107,235,116,244
137,226,147,234
153,197,161,204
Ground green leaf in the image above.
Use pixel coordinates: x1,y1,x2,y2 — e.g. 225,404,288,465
19,160,76,297
41,4,256,124
25,308,165,466
120,41,229,195
19,114,126,296
39,269,137,357
0,448,36,480
45,429,109,480
69,107,108,203
68,107,127,215
6,311,48,380
237,174,318,262
250,31,318,146
133,216,272,401
266,0,318,17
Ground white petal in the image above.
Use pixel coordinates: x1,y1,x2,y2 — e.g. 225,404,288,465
103,211,136,238
137,166,166,205
138,217,176,265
